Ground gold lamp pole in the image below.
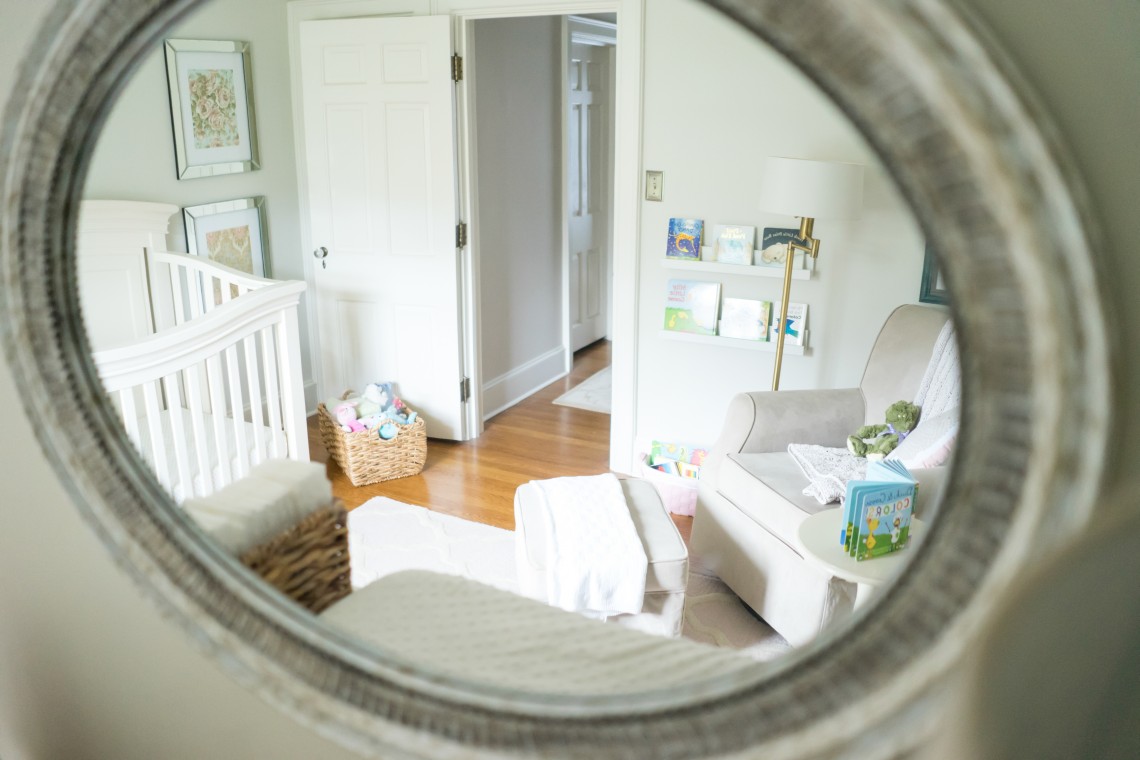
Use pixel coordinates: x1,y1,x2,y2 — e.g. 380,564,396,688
759,157,863,392
772,216,820,391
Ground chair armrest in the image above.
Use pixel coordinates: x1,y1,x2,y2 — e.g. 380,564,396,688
705,389,866,484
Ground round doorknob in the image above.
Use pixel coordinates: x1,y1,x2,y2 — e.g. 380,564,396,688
313,246,328,259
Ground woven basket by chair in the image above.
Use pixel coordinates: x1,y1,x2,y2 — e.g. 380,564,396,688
239,499,352,614
317,402,428,487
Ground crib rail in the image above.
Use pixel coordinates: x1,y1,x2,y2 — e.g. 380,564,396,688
93,273,308,502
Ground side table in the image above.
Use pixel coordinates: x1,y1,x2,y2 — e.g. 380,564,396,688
797,508,924,609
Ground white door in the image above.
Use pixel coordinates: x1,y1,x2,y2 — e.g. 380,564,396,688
300,16,466,440
567,35,613,352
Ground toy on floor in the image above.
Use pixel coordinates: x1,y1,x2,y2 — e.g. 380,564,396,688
847,400,920,460
329,382,419,434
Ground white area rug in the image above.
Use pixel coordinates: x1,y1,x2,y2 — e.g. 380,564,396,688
348,497,791,662
552,367,612,414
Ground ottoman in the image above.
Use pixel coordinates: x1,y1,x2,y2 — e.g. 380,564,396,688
514,478,689,637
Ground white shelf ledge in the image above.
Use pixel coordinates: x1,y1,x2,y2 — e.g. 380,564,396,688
659,330,810,355
661,257,814,280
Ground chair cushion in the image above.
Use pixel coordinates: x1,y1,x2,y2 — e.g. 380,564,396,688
717,453,832,546
515,478,687,594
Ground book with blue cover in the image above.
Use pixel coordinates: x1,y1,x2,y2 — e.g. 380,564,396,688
666,218,704,260
842,460,917,561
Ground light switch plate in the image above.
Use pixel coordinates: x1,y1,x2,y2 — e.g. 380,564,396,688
645,170,663,201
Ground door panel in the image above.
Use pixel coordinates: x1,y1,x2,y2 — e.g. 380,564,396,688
568,39,612,352
300,16,465,440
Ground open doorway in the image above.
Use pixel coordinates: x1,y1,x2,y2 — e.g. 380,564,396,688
467,14,617,442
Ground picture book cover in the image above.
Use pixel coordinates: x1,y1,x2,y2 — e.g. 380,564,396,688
666,218,704,260
768,302,808,345
664,279,720,335
843,460,917,561
757,227,809,268
718,298,771,341
711,224,756,265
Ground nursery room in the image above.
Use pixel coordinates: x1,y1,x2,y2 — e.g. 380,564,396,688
12,0,1123,755
77,0,955,662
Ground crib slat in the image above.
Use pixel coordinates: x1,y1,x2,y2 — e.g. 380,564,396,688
243,334,266,465
275,307,308,461
162,372,194,501
188,271,204,322
168,262,186,327
260,326,284,459
183,362,212,498
205,354,232,490
118,388,142,453
141,380,172,494
224,344,249,479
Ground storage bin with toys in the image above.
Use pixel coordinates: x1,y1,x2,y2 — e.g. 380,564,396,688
317,382,427,486
637,439,707,517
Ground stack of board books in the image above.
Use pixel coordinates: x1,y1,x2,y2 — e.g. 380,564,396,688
841,460,917,561
646,439,707,480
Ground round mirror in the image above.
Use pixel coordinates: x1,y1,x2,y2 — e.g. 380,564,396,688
0,0,1110,757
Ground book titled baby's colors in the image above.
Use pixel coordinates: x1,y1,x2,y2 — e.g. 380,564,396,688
666,218,704,260
664,279,720,335
842,460,917,562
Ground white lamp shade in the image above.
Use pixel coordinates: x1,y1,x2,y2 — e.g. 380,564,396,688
757,157,864,219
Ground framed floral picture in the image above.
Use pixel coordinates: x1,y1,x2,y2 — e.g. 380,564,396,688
183,197,269,304
164,39,260,179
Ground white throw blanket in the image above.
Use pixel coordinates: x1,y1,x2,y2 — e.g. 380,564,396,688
913,320,960,418
530,474,648,617
787,444,867,504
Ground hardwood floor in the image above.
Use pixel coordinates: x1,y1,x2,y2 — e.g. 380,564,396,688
310,340,694,542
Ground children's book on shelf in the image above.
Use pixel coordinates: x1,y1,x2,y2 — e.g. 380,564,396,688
648,439,708,480
718,297,771,341
757,227,809,269
664,279,720,335
666,218,704,260
711,224,756,265
768,302,808,345
842,460,918,561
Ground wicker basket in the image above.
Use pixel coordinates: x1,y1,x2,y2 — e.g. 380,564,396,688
317,402,428,486
239,499,352,614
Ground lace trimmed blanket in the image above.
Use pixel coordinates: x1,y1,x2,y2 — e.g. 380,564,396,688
787,444,867,504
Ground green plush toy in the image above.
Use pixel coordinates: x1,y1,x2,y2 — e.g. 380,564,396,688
847,400,921,461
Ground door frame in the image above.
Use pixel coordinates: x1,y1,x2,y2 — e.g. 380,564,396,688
287,0,644,472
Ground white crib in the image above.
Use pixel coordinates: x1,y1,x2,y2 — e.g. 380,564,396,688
91,250,309,503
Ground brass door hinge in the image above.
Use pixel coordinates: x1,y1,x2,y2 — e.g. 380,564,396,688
460,376,471,403
451,53,464,82
456,221,468,249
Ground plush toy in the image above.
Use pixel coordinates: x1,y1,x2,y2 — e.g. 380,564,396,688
334,403,366,433
356,382,392,418
847,400,920,460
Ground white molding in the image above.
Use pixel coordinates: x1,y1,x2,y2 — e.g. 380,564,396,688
568,14,617,46
480,345,567,419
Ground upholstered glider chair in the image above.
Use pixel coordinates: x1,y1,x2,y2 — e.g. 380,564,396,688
690,304,954,646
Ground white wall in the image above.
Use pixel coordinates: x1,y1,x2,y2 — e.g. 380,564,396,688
2,0,1138,757
471,16,566,417
634,0,933,450
83,0,320,408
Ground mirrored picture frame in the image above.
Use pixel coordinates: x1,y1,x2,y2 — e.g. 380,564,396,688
164,38,260,179
183,197,270,302
920,244,950,305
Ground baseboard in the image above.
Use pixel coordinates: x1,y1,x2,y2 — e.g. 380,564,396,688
482,346,567,421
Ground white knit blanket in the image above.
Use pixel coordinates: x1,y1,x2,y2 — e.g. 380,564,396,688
914,320,960,418
787,444,867,504
531,474,648,616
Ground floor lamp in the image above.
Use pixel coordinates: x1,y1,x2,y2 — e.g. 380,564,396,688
757,157,864,390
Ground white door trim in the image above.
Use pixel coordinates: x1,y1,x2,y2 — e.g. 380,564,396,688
287,0,643,469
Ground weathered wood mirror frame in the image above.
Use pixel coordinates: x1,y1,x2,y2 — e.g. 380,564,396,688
0,0,1110,757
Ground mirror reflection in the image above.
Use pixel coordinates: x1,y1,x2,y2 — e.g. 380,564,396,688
79,0,958,695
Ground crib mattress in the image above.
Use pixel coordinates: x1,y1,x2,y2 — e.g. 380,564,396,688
131,407,289,502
